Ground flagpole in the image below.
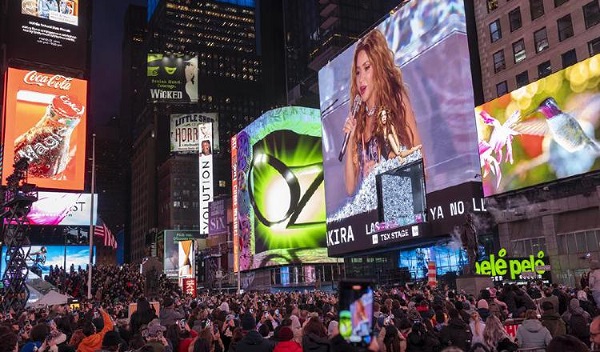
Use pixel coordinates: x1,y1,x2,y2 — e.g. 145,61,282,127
87,133,96,300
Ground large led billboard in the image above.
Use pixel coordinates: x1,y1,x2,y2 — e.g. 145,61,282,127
476,54,600,196
2,68,88,190
170,113,220,153
199,122,214,236
27,192,97,226
148,53,198,102
319,0,480,256
1,245,95,280
232,107,341,271
7,1,89,71
163,230,201,282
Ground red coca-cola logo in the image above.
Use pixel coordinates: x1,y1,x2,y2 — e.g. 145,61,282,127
23,71,73,91
53,95,85,118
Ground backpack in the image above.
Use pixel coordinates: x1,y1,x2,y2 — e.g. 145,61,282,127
568,313,590,340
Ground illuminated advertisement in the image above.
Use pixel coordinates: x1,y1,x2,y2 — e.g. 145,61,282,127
319,0,480,256
2,68,88,190
476,54,600,196
148,53,198,102
8,1,88,70
199,122,214,236
170,113,220,153
27,192,97,226
1,245,95,279
232,107,341,270
475,249,551,283
163,230,201,280
208,198,228,236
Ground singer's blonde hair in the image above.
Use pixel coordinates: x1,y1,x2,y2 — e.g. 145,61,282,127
349,29,415,152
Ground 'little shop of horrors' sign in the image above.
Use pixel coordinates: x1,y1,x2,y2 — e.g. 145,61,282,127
475,248,552,283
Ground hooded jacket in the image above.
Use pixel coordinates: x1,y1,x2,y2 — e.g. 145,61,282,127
235,330,275,352
76,309,114,352
515,319,552,350
540,311,566,337
561,298,591,323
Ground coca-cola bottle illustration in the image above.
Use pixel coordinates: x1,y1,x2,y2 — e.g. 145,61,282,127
14,95,84,178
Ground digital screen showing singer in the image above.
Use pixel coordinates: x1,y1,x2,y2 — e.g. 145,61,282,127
318,0,480,256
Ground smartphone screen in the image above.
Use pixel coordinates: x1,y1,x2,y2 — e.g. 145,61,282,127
338,280,374,347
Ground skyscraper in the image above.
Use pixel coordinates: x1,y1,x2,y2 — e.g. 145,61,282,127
128,0,264,263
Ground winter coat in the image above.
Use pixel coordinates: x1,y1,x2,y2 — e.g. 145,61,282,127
235,330,276,352
500,290,518,316
515,319,552,351
302,332,330,352
160,307,184,327
561,298,591,325
76,310,114,352
274,340,302,352
540,311,566,337
439,318,472,352
589,268,600,292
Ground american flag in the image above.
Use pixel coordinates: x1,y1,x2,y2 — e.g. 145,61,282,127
94,218,118,249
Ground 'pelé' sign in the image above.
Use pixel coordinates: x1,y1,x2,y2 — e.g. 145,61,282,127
475,248,550,281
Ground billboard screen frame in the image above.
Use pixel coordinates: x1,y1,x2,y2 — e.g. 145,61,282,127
2,67,88,191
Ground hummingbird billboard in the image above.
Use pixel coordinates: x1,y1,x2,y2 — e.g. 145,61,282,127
475,54,600,197
318,0,481,256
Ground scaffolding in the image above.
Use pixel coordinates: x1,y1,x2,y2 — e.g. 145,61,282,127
0,158,37,314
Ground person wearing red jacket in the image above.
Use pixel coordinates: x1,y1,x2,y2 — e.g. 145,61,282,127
273,327,301,352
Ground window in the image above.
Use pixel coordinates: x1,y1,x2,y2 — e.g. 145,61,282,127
509,8,522,31
489,19,502,42
583,1,600,29
493,50,506,73
538,61,552,78
516,70,529,88
487,0,499,12
534,28,549,53
555,0,569,6
589,37,600,56
510,237,546,257
496,81,508,97
557,14,574,41
513,39,526,63
557,230,600,254
562,49,577,68
530,0,545,20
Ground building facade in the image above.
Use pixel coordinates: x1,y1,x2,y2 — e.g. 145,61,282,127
474,0,600,102
128,0,265,263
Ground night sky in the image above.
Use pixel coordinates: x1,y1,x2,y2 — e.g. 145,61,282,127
90,0,146,130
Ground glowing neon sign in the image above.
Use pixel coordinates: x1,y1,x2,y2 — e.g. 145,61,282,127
475,248,550,281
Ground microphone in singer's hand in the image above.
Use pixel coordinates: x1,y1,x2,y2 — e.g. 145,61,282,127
338,95,362,162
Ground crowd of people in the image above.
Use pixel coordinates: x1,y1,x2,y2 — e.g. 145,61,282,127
1,264,600,352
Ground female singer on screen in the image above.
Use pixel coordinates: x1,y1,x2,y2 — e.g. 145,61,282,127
342,29,421,196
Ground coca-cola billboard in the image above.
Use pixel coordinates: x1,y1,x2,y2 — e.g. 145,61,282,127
7,0,89,71
2,67,88,191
